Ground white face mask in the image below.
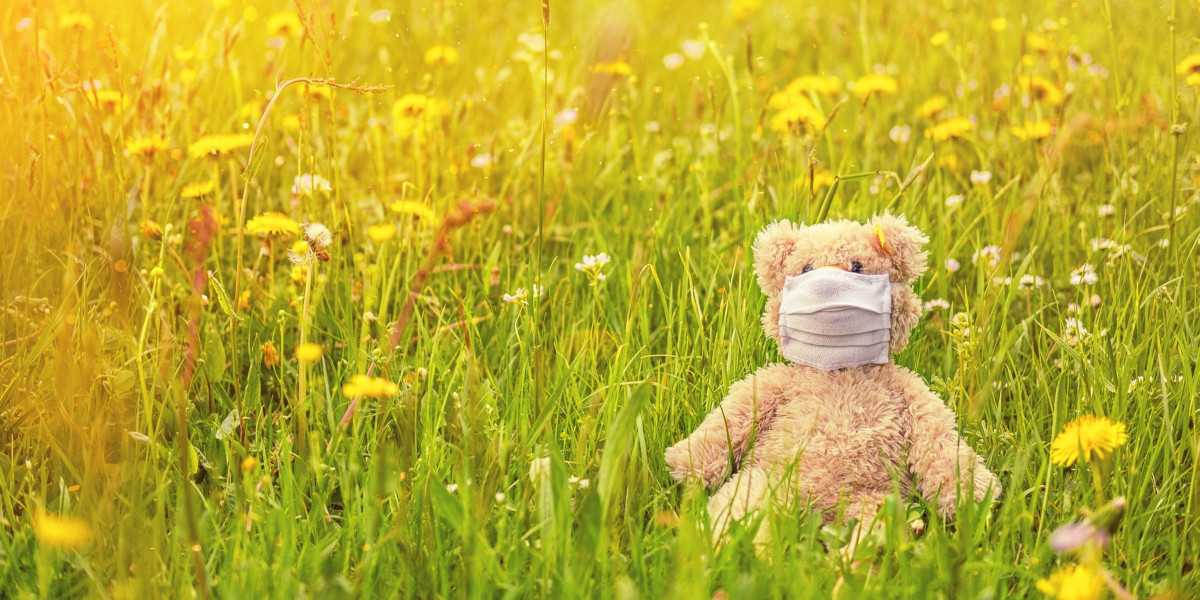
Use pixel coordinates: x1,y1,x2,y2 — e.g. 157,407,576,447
777,270,893,370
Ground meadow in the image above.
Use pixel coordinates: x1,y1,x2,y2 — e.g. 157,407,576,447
1,0,1198,597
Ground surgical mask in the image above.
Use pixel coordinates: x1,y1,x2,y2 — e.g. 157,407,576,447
777,270,893,370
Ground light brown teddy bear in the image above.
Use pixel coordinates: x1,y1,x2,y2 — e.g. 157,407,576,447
664,214,1000,550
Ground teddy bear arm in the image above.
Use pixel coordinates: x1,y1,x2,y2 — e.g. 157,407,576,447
664,366,788,487
899,376,1001,518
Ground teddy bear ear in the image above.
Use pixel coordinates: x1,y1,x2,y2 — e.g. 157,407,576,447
753,219,803,295
867,212,929,282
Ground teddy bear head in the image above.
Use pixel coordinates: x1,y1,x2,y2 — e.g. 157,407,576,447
752,213,930,362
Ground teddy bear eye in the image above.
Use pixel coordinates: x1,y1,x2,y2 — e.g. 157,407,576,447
802,264,813,273
851,261,863,273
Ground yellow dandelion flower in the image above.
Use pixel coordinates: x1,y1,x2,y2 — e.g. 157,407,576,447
141,220,164,240
916,95,949,118
89,89,124,113
181,180,217,198
34,510,92,549
930,31,950,46
424,45,460,66
1035,563,1104,600
58,12,95,31
990,18,1008,32
305,84,332,101
733,0,762,21
267,11,303,37
1027,33,1052,54
769,98,825,135
593,61,633,77
1188,73,1200,87
1050,415,1128,466
853,73,898,99
188,133,253,159
367,223,397,243
342,374,400,398
245,212,301,236
391,94,446,139
926,117,974,142
125,135,171,158
294,343,323,364
241,456,257,472
1024,75,1064,105
782,75,842,97
390,200,438,223
1177,54,1200,76
1012,120,1054,141
173,45,196,62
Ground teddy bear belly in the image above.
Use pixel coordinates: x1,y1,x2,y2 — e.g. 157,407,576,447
753,412,910,513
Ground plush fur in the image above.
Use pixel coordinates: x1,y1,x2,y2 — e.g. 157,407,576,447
665,214,1000,548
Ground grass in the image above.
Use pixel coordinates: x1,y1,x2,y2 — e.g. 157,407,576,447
1,0,1198,597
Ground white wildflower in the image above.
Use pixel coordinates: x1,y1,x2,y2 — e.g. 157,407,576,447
970,170,992,184
945,194,965,208
924,299,951,312
1070,263,1098,286
1097,204,1115,217
292,174,332,195
681,40,705,60
972,245,1002,267
945,258,961,272
663,53,685,70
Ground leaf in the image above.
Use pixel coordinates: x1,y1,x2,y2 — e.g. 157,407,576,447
208,271,242,322
240,136,268,182
597,383,650,517
109,369,137,394
215,408,240,440
203,325,226,382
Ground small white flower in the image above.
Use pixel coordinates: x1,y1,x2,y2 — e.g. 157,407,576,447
1159,239,1170,248
292,174,332,195
681,40,705,60
644,121,662,133
517,32,546,53
1090,294,1102,307
577,478,590,489
1018,274,1045,289
470,153,493,168
502,288,529,304
446,483,458,493
1097,204,1115,217
889,125,911,144
945,194,964,208
494,492,506,503
554,108,578,127
369,9,391,23
1067,303,1081,314
1063,317,1089,347
1070,263,1098,286
663,53,685,70
923,299,951,312
972,245,1002,267
945,258,961,272
970,170,993,184
575,252,612,285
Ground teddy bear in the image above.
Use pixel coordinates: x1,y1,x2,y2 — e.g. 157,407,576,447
664,213,1001,552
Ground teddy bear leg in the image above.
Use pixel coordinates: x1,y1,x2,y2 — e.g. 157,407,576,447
708,466,770,547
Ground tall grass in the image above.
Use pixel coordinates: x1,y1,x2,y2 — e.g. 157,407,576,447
0,0,1197,597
